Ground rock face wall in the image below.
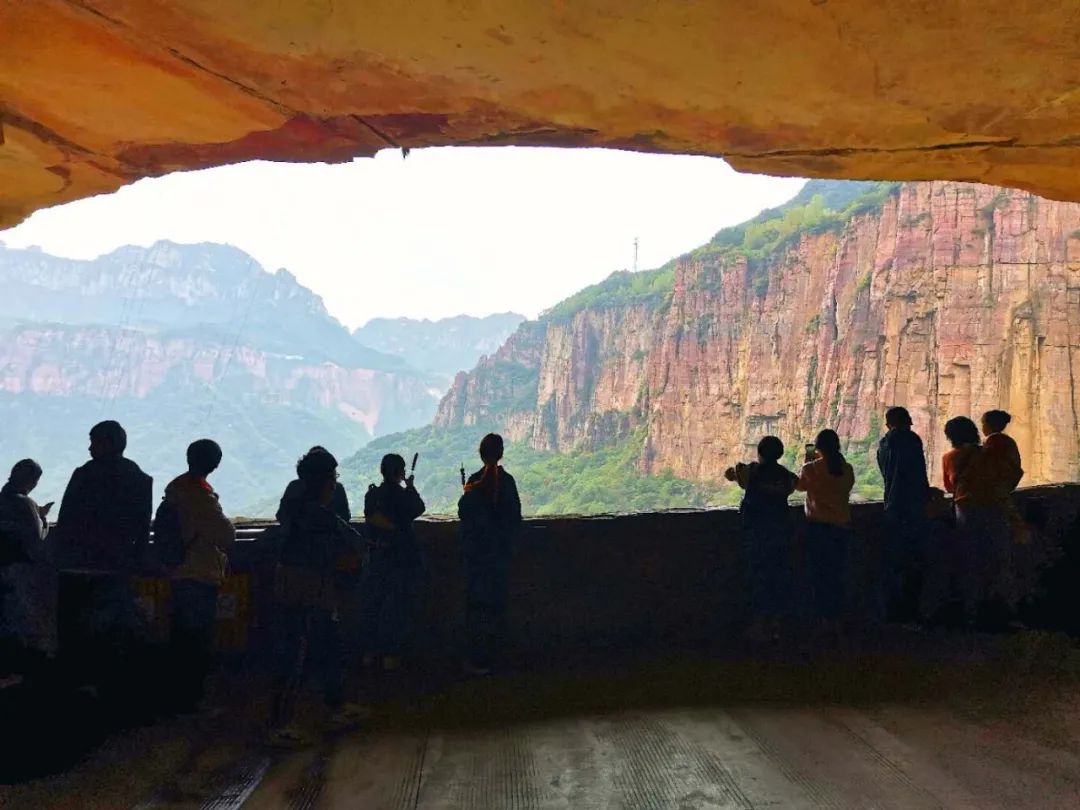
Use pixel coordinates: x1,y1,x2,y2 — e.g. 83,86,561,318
436,182,1080,487
0,325,433,436
7,2,1080,227
229,484,1080,655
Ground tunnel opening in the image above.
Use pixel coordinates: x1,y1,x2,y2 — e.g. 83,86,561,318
2,153,1078,519
2,148,1080,807
5,2,1080,803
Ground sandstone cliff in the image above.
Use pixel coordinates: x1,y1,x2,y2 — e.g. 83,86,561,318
0,324,435,437
436,181,1080,487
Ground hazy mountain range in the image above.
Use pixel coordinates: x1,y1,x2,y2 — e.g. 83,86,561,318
354,313,523,390
0,241,521,514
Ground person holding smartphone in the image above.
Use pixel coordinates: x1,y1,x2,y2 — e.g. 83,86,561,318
725,436,798,642
796,431,855,633
361,453,426,672
0,459,55,683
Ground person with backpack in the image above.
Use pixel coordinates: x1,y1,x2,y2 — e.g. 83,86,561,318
156,439,236,714
796,429,855,633
876,406,931,623
361,453,426,671
269,448,367,745
458,433,522,676
725,436,798,642
0,459,55,684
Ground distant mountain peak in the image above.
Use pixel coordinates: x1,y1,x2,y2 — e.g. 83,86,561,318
357,311,526,330
353,312,526,379
0,240,403,371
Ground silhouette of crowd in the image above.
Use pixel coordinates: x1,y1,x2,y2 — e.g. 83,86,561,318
725,406,1027,641
0,420,520,746
0,404,1031,746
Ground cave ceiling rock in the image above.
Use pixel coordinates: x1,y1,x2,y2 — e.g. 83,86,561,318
3,0,1080,227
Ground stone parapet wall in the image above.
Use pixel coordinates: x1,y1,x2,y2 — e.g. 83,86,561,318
228,485,1080,661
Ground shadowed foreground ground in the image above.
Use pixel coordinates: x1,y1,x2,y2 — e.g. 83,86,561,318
4,630,1080,809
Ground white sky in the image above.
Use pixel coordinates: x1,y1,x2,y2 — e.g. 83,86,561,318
0,147,805,329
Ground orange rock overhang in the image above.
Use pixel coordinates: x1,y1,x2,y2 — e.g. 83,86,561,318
3,0,1080,228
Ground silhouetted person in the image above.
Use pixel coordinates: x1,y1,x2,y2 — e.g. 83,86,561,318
942,415,1009,625
270,448,366,744
725,436,797,641
161,439,236,714
797,429,855,632
980,410,1023,486
981,409,1027,545
876,406,930,622
458,433,522,675
361,454,425,671
53,420,152,573
277,445,351,524
0,459,55,682
52,420,152,698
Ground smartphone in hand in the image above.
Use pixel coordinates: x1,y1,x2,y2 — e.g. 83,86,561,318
804,444,817,463
40,501,54,517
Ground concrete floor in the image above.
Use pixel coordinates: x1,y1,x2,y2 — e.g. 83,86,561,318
126,702,1080,810
7,636,1080,810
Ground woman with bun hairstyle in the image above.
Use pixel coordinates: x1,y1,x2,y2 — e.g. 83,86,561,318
796,429,855,631
980,410,1024,495
269,448,367,744
942,415,1013,626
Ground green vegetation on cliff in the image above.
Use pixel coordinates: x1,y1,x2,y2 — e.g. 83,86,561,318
544,264,678,323
697,179,900,264
543,180,901,323
341,425,722,516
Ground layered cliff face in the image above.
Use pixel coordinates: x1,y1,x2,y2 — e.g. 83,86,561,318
0,325,434,435
436,181,1080,488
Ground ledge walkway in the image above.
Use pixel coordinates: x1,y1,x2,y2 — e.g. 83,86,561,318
6,630,1080,810
137,702,1080,810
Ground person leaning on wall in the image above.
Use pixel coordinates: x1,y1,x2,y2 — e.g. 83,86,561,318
157,439,236,716
941,415,1013,628
0,459,55,686
876,406,931,623
269,447,368,746
360,453,426,672
51,420,153,707
458,433,522,676
796,429,855,636
725,436,798,643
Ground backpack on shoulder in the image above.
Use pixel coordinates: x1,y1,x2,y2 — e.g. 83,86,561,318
152,496,186,569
